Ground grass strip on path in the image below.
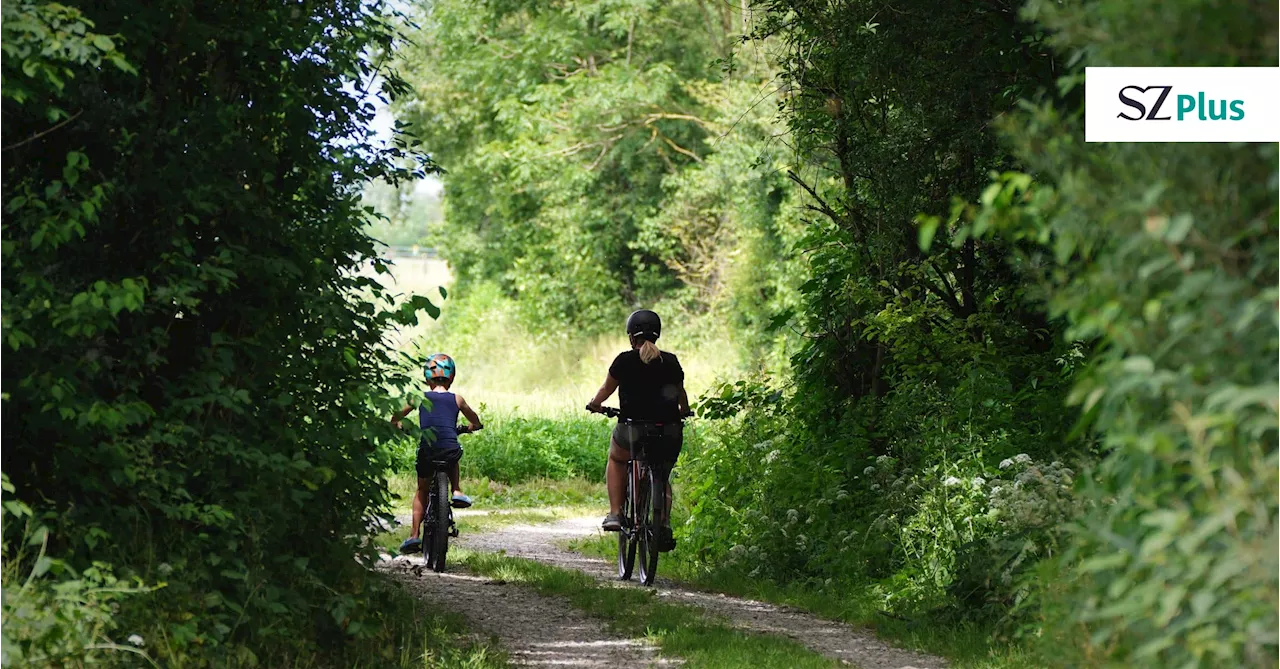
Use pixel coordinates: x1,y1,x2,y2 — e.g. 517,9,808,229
365,570,508,669
565,534,1039,669
377,476,608,554
374,506,600,555
453,548,842,669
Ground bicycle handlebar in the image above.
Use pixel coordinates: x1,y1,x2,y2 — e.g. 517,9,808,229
585,405,694,421
395,423,481,434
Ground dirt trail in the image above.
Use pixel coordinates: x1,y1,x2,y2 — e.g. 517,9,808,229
457,516,947,669
381,552,673,667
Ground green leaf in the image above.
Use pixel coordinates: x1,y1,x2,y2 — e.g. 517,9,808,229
917,215,940,251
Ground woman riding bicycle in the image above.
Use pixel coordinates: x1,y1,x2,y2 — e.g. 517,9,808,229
586,309,689,550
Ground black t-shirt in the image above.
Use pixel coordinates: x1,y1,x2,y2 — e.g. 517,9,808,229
608,350,684,421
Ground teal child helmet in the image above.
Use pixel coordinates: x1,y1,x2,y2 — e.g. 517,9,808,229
424,353,456,383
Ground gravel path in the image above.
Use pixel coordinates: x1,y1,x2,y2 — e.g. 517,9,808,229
382,513,947,668
380,552,673,667
458,516,948,669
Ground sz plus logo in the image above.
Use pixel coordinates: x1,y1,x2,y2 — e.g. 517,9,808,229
1116,85,1244,122
1085,67,1279,142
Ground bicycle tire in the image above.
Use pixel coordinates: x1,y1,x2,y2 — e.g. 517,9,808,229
635,467,659,585
617,467,636,580
422,487,435,569
429,470,450,572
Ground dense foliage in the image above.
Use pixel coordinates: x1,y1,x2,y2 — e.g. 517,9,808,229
398,0,1277,665
395,0,805,343
4,0,1273,666
965,1,1278,663
1,1,442,664
683,0,1085,625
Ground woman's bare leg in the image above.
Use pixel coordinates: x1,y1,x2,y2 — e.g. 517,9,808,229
606,439,629,515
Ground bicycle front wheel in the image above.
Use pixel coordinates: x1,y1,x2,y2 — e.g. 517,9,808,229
636,468,660,586
429,470,451,572
617,471,636,580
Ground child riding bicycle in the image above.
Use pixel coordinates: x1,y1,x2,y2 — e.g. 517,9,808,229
391,353,483,554
586,309,689,551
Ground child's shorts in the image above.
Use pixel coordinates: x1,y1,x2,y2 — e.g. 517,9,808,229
416,445,462,478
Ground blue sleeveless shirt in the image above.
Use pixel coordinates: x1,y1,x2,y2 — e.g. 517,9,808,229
419,391,461,451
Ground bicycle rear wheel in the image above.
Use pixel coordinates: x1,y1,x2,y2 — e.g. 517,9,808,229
635,468,659,586
617,468,636,580
429,470,451,572
422,488,434,569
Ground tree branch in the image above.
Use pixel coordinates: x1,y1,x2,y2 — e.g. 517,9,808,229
661,135,703,163
4,111,83,152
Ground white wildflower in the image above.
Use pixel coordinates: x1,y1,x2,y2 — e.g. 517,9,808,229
786,509,800,523
998,458,1014,469
127,634,144,647
835,490,849,501
972,477,986,487
875,455,892,466
1015,453,1032,465
157,563,173,576
863,466,876,475
943,476,962,487
764,450,780,463
870,483,881,491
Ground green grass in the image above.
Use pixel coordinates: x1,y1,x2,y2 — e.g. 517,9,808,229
385,408,616,483
386,475,608,512
564,534,1039,669
453,549,841,668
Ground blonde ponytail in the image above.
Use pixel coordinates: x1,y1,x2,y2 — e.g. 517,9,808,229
638,340,662,364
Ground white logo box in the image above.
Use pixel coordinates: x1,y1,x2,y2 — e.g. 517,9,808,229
1085,67,1280,142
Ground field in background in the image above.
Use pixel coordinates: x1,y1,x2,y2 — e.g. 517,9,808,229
364,253,742,415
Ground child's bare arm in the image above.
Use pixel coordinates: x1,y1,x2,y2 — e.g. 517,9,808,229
586,375,619,411
391,403,414,429
456,395,482,431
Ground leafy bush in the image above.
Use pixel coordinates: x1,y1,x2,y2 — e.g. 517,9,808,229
1,0,448,664
384,406,609,483
389,406,706,485
943,1,1279,664
686,377,1083,619
2,476,154,667
453,409,608,483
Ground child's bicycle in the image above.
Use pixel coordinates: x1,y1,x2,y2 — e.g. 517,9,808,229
419,425,477,573
586,405,691,586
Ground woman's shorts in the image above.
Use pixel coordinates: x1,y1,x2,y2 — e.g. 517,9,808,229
416,445,462,478
612,422,683,466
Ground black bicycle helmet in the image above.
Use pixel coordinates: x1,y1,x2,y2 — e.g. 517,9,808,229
625,309,662,342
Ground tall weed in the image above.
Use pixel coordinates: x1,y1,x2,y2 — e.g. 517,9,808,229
2,480,154,667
